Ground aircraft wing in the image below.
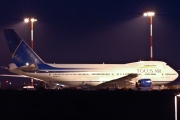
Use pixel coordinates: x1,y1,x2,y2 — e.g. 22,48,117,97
0,74,43,81
96,73,138,88
0,74,28,77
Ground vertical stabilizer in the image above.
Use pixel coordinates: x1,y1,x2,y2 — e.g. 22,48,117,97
3,29,44,67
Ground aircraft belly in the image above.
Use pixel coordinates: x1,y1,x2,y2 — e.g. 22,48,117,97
55,75,103,86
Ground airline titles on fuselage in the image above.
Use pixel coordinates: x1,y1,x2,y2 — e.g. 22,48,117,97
137,68,161,73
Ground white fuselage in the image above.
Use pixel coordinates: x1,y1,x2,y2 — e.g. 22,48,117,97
10,61,179,87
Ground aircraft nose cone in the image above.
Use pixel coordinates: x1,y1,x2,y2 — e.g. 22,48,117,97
175,71,179,79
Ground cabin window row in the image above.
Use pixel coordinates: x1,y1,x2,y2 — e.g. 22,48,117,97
51,73,137,76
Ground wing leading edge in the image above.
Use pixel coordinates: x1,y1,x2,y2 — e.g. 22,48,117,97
95,73,138,88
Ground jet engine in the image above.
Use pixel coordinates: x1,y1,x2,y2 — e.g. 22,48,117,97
136,79,152,88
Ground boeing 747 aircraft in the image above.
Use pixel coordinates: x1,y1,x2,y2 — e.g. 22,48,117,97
1,29,179,89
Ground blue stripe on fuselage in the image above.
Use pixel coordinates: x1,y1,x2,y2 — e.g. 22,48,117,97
37,64,93,71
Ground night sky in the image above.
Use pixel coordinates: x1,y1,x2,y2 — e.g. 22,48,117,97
0,0,180,84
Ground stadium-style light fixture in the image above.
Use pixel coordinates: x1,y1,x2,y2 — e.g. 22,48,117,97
24,18,29,23
24,18,37,23
30,18,37,22
143,12,155,17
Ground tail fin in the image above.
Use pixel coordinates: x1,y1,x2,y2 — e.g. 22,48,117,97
3,29,44,66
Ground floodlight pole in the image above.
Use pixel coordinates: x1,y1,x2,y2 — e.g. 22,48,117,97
150,16,153,61
143,12,155,61
175,95,177,120
31,20,34,50
24,18,37,87
174,94,180,120
30,20,34,86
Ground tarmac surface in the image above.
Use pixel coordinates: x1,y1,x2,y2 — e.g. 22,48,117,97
0,89,179,120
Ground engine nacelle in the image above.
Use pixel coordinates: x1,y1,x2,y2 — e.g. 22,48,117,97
136,79,152,88
8,63,17,70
